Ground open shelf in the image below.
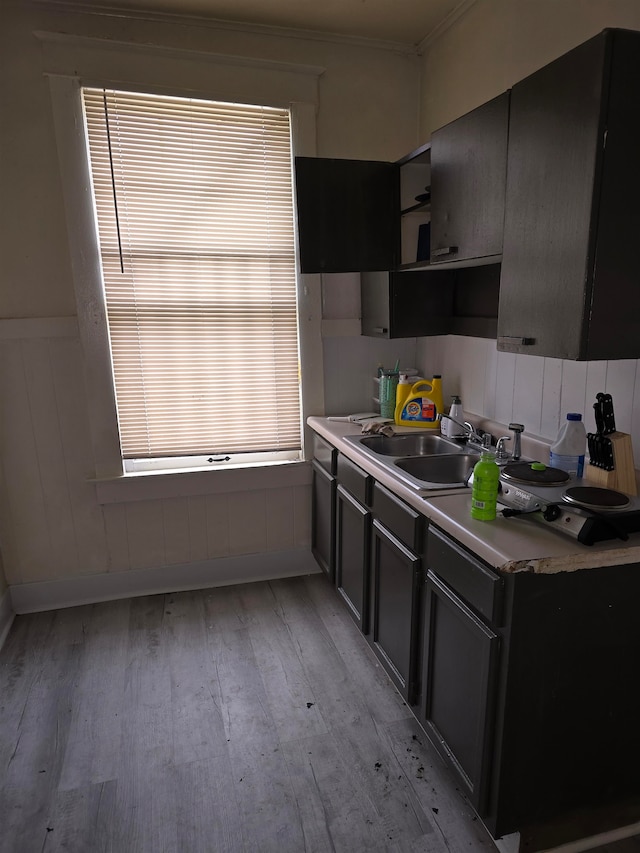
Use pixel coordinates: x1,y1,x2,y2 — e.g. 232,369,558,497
399,254,502,272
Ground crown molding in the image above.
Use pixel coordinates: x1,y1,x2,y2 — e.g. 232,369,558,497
34,29,327,77
418,0,478,52
32,0,420,56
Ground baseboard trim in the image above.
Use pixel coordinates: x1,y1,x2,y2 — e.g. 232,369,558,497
494,821,640,853
9,548,320,614
538,821,640,853
0,587,16,649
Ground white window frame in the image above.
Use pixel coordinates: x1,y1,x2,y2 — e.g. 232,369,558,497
45,34,325,496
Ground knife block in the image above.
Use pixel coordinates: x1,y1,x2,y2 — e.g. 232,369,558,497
584,431,637,495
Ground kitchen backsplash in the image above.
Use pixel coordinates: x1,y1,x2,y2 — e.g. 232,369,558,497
321,331,640,472
416,335,640,465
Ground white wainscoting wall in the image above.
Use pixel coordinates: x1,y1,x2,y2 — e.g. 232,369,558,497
0,587,15,650
0,319,313,608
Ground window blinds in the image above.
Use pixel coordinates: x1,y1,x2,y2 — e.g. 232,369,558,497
82,88,301,460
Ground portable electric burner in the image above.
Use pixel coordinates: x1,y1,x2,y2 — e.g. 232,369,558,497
497,461,640,545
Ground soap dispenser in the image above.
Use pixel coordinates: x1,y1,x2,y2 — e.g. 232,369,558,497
442,395,464,438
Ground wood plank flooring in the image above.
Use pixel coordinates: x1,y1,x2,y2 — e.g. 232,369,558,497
0,574,500,853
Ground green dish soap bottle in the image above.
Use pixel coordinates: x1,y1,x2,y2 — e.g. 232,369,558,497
471,451,500,521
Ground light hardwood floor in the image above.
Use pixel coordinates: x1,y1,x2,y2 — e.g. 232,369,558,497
0,574,500,853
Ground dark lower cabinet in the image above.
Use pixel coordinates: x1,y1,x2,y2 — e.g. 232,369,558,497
311,460,336,582
335,484,371,632
370,519,422,703
312,431,640,846
421,569,499,811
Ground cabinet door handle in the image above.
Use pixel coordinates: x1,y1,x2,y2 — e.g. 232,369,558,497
432,246,458,257
498,336,536,350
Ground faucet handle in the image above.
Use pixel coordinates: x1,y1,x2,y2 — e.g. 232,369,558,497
496,435,511,461
508,423,524,433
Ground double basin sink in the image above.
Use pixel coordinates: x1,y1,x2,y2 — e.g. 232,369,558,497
343,432,482,490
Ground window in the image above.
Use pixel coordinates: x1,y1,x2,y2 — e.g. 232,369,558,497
81,87,302,472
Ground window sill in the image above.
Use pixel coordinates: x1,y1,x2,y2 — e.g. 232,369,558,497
92,459,312,504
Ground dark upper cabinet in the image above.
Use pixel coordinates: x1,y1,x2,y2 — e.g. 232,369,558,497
361,265,501,340
294,100,510,275
360,269,454,338
498,28,640,360
294,157,398,273
429,92,509,265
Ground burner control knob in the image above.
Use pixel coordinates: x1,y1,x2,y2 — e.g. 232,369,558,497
543,505,561,522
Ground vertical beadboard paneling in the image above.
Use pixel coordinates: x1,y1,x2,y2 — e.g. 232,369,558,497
125,500,166,571
453,337,488,417
540,358,563,440
322,336,418,416
293,484,311,547
187,496,208,562
605,360,637,434
421,335,447,379
162,497,190,565
494,351,516,426
205,493,230,558
0,340,53,581
22,339,80,576
585,361,609,433
265,487,295,552
227,490,267,555
559,361,588,422
50,338,109,574
512,354,545,437
0,455,22,583
483,340,498,420
441,336,463,399
413,333,640,468
103,503,130,572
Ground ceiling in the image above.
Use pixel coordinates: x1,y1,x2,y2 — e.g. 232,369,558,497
66,0,470,46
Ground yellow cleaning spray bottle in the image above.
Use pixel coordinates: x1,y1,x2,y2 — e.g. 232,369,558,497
395,375,444,429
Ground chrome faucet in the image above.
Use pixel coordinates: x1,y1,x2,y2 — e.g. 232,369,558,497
495,424,525,463
437,413,486,447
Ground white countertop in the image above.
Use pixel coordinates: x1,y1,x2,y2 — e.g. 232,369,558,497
308,416,640,575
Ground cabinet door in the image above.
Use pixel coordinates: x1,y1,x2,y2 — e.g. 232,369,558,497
370,519,422,703
335,484,371,632
361,270,454,338
497,34,606,359
311,460,336,582
421,570,499,812
430,92,509,264
294,157,398,273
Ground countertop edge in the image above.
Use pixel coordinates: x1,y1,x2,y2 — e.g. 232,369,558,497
308,416,640,576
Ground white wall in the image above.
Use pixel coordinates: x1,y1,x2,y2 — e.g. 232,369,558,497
0,553,6,598
0,2,421,593
416,0,640,462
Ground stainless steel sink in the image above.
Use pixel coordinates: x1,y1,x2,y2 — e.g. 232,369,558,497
358,433,465,457
342,432,480,490
394,454,479,489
